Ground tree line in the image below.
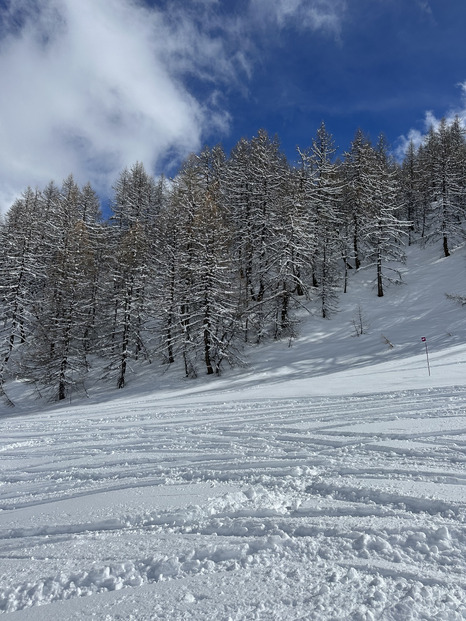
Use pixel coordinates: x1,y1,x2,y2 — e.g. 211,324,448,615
1,118,465,403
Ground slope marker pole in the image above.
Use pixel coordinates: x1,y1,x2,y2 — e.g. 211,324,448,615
421,337,430,376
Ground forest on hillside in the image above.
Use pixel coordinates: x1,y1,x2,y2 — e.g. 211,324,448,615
1,118,465,403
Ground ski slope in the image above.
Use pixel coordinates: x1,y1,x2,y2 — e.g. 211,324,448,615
1,246,466,620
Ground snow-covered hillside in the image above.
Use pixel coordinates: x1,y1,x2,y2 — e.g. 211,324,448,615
1,246,466,620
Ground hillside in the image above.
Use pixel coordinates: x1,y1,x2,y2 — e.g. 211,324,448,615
1,244,466,620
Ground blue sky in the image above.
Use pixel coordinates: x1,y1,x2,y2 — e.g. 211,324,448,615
1,0,466,213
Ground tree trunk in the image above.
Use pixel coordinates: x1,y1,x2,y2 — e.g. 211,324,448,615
443,233,450,258
117,286,132,389
377,250,384,297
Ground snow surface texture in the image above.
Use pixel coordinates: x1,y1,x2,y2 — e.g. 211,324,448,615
1,246,466,620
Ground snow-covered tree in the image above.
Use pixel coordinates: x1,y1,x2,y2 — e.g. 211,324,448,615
400,139,423,244
23,176,103,400
225,130,292,341
422,118,466,256
342,129,374,271
0,188,45,404
159,150,240,376
104,163,159,388
362,136,409,297
298,122,343,317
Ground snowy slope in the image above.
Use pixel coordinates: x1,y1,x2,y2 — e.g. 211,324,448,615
1,245,466,620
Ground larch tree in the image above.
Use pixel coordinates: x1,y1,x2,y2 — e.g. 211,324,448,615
185,189,239,375
0,188,45,404
153,191,183,366
24,176,102,400
424,118,466,256
362,136,409,297
163,149,240,376
400,139,423,244
105,162,159,389
225,130,290,342
342,129,374,271
298,122,343,318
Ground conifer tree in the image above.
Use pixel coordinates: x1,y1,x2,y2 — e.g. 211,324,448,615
0,188,45,403
225,130,290,342
423,118,466,256
363,136,409,297
299,122,343,317
153,192,182,366
400,139,422,244
105,162,159,388
161,150,240,376
24,176,102,400
342,129,374,271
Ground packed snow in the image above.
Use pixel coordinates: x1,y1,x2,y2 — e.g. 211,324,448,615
1,246,466,620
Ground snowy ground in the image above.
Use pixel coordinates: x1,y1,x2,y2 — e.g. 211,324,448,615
1,246,466,620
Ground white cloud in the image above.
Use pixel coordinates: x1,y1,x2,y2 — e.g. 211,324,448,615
249,0,346,36
0,0,348,214
416,1,434,18
394,83,466,159
0,0,235,213
393,129,425,160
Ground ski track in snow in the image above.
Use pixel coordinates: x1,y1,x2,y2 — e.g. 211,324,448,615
1,386,466,619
